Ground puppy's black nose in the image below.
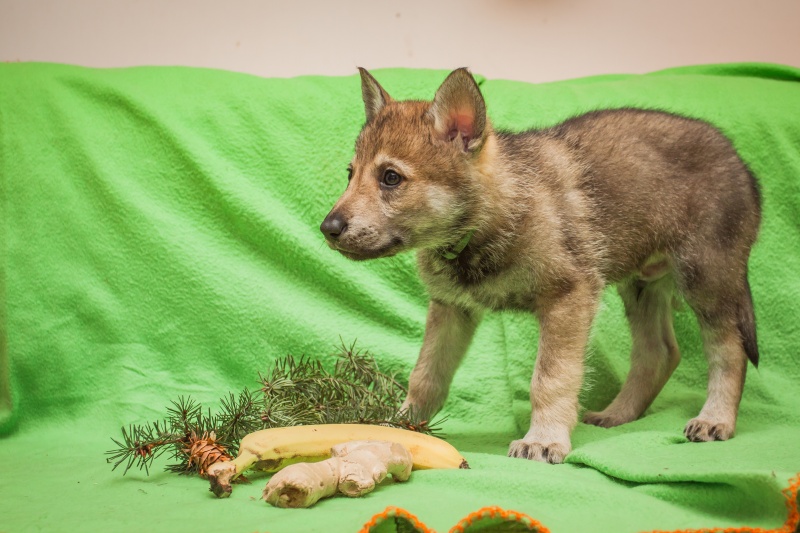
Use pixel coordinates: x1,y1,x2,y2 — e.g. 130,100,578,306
320,212,347,240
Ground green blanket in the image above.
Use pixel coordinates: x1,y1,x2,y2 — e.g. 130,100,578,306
1,62,799,533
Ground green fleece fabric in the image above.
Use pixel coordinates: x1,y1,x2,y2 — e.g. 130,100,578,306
1,62,799,533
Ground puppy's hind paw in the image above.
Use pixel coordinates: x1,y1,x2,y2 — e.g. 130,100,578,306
684,418,734,442
582,410,632,428
508,438,570,464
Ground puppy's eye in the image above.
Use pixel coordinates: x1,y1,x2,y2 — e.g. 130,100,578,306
382,170,403,187
347,166,353,181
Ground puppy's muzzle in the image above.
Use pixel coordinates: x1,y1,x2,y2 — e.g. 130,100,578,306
320,211,348,242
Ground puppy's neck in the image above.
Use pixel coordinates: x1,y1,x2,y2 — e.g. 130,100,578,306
434,132,527,277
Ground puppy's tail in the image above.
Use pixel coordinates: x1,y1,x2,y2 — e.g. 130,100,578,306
737,269,759,368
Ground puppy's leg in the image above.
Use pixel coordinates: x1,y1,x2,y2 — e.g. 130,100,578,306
677,258,752,442
584,275,680,427
402,300,482,420
684,314,748,441
509,281,600,464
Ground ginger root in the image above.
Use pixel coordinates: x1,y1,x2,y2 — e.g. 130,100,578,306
207,424,467,498
262,440,413,508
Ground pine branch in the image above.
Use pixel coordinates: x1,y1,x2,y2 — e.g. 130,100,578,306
107,341,446,477
165,396,203,437
215,389,262,450
105,421,183,475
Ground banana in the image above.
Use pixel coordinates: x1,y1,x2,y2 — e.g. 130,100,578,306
207,424,469,498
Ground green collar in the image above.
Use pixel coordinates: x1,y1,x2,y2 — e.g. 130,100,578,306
440,229,476,260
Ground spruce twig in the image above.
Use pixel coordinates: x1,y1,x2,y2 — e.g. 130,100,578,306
106,422,181,475
106,341,445,477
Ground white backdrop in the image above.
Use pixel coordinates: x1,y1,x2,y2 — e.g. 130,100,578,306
2,0,799,83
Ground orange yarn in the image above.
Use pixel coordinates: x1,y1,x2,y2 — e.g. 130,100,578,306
449,505,550,533
358,473,799,533
358,505,433,533
359,504,547,533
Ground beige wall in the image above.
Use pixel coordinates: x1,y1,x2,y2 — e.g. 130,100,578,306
2,0,798,83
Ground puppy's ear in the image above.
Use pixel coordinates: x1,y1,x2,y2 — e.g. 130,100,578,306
359,68,393,123
429,68,487,152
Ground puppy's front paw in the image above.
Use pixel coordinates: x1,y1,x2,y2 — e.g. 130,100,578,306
684,418,734,442
508,438,570,464
400,394,440,422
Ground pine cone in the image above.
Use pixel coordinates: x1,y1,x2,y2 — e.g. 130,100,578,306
182,431,232,477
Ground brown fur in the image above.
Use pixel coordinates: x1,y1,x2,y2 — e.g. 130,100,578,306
321,68,761,463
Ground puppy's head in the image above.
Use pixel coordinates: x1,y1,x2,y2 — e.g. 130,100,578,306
320,68,489,261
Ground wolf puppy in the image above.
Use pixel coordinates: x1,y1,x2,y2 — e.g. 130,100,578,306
321,68,761,464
